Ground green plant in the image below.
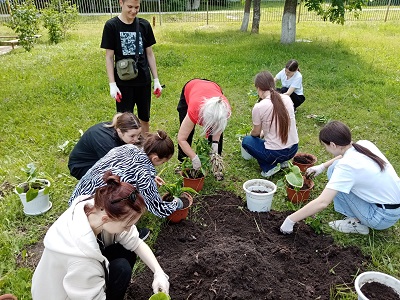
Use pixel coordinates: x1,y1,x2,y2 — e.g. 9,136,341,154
276,162,304,191
41,0,78,44
15,163,52,202
305,214,324,234
149,291,171,300
6,0,40,51
181,138,211,179
161,177,197,201
58,129,84,155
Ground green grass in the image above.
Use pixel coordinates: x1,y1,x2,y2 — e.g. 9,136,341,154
0,19,399,299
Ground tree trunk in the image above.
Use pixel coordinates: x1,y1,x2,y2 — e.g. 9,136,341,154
280,0,297,44
240,0,252,32
251,0,261,33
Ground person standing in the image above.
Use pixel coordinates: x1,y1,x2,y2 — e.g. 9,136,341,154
241,71,299,178
68,112,142,180
177,78,231,172
101,0,163,136
32,171,170,300
280,121,400,235
274,59,305,110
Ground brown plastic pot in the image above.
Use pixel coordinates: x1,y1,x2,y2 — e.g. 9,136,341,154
286,177,314,203
292,152,317,172
167,192,193,223
181,169,205,192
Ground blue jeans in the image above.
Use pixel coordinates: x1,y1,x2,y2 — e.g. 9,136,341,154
241,136,298,172
327,161,400,230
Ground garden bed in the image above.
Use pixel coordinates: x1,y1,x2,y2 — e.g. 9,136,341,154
127,191,369,300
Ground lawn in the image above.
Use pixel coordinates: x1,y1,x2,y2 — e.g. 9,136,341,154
0,18,399,299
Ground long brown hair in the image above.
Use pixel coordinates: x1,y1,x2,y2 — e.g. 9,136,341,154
84,171,146,220
104,112,141,132
143,130,174,160
319,121,387,171
255,71,290,144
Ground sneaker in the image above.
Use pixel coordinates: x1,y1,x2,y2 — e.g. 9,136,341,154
138,228,151,241
328,218,369,235
261,165,280,178
280,161,289,168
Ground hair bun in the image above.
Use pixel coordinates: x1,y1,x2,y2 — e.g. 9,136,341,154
102,170,121,185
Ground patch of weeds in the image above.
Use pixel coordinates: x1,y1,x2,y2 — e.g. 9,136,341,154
307,114,330,126
58,129,83,155
305,214,324,234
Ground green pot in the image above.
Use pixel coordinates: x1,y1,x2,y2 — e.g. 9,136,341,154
149,292,171,300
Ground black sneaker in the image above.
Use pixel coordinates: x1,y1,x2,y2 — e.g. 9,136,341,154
138,228,151,241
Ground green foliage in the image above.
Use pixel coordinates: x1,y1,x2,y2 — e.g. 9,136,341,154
5,0,40,51
149,292,171,300
14,163,52,202
305,214,324,234
181,138,212,179
276,162,304,190
161,177,197,198
41,0,78,44
57,129,83,155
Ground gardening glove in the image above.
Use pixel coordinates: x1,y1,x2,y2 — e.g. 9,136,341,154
173,197,184,209
152,271,170,294
305,163,325,177
109,82,121,102
153,78,163,98
191,155,201,170
280,216,296,234
211,142,219,154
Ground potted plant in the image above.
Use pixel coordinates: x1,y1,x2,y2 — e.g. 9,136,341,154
276,162,314,203
292,152,317,172
14,163,52,216
149,292,171,300
161,177,198,223
180,138,211,192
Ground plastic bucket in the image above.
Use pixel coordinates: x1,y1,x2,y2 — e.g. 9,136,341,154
243,179,277,212
239,136,253,160
15,179,52,216
355,271,400,300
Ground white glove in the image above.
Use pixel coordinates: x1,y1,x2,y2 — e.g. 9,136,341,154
305,163,325,177
109,82,121,100
173,197,184,209
191,155,201,170
152,271,170,294
211,142,218,154
280,216,296,234
153,78,163,98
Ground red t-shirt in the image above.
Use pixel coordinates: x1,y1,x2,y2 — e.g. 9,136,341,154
184,79,230,125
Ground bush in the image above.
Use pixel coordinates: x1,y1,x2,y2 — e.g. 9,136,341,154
6,0,40,51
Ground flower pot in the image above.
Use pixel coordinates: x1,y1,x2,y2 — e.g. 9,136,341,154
243,179,277,212
15,179,52,216
292,152,317,172
182,171,205,192
167,192,193,223
355,271,400,300
286,177,314,203
238,136,252,160
149,292,171,300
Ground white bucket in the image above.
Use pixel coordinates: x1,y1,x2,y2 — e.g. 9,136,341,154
239,136,253,160
243,179,277,212
15,180,52,216
355,271,400,300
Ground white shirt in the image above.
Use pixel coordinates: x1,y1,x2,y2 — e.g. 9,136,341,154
275,68,304,95
326,140,400,204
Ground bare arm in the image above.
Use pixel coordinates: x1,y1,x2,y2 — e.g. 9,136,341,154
134,242,164,274
178,115,196,159
283,86,296,96
250,124,262,137
288,188,338,222
105,49,115,83
146,46,159,79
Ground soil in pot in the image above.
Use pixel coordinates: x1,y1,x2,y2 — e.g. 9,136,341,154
127,191,369,300
360,282,400,300
293,155,315,165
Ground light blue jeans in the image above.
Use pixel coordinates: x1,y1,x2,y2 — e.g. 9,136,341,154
241,135,298,172
327,160,400,230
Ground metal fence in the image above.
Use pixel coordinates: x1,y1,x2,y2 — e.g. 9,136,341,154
1,0,399,24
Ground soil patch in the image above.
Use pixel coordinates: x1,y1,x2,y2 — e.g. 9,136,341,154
361,282,400,300
127,191,369,300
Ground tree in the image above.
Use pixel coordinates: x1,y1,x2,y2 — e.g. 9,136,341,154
251,0,261,33
240,0,252,32
280,0,364,44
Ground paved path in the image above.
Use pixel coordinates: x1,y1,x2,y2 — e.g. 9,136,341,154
0,45,13,55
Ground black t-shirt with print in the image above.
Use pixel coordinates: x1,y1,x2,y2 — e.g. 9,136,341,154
101,17,156,86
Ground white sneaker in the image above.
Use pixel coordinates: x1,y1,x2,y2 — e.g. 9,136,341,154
280,161,289,168
261,165,280,178
328,218,369,235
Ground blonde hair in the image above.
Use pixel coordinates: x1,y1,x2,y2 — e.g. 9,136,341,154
199,97,231,136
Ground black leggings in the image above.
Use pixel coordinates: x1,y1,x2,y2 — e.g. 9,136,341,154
101,243,137,300
276,87,305,109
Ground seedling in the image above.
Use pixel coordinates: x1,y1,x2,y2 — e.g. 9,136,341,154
15,163,52,202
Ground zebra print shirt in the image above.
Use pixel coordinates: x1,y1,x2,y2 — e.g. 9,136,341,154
68,144,178,218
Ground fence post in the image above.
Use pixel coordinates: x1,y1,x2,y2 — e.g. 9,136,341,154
207,0,209,25
384,0,391,22
297,0,302,24
108,0,113,18
158,0,162,25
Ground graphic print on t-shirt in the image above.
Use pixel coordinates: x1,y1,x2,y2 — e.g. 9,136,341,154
120,32,143,56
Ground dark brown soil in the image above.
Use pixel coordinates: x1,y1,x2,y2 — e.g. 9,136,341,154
294,155,315,164
361,282,400,300
251,189,269,193
127,191,369,300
